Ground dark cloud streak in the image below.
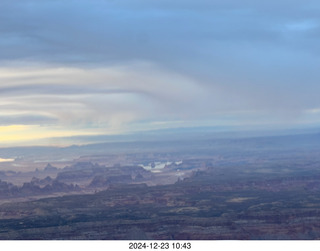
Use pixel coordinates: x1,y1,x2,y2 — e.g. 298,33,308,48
0,84,144,97
0,114,57,126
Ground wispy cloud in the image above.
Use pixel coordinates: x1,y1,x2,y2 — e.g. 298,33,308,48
0,63,210,134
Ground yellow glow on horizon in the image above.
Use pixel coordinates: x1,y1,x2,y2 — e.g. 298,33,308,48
0,125,28,133
0,124,102,146
0,158,15,162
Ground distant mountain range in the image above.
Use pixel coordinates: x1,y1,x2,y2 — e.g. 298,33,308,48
1,126,320,162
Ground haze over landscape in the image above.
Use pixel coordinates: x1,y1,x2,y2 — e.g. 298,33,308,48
1,0,320,241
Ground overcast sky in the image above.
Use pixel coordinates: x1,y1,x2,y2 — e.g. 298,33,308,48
1,0,320,146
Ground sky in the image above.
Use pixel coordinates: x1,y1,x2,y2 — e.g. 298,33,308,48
0,0,320,146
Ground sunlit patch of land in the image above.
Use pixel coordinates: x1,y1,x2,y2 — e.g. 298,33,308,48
226,197,256,203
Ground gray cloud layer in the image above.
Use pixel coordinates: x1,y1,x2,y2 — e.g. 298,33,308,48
1,0,319,63
1,0,320,136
